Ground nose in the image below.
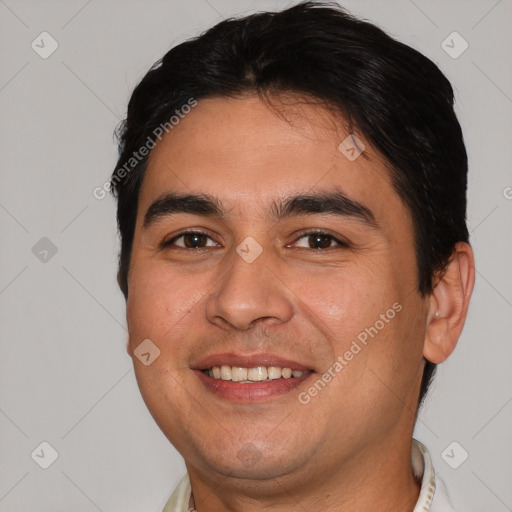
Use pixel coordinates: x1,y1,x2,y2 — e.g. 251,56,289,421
204,246,294,331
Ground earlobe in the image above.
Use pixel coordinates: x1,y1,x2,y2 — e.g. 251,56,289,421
423,242,475,364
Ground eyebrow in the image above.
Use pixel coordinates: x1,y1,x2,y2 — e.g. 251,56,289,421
143,190,379,229
143,193,223,228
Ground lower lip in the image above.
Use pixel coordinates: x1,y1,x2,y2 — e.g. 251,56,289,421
194,370,314,401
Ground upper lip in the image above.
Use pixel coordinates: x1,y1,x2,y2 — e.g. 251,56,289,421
191,352,312,371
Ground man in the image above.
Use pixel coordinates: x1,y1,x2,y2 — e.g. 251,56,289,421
110,2,475,511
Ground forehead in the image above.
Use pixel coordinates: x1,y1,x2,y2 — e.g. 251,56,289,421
138,94,407,229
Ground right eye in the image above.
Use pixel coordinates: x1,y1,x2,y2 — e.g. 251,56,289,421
162,231,219,250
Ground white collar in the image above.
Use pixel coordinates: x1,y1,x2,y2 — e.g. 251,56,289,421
163,439,453,512
411,439,436,511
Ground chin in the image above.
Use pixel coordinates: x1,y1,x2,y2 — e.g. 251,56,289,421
185,436,312,482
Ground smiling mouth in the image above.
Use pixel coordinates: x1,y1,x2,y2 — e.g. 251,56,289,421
202,365,312,383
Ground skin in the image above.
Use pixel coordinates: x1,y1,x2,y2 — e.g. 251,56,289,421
124,94,475,512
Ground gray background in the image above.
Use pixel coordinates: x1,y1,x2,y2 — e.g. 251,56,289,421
0,0,511,510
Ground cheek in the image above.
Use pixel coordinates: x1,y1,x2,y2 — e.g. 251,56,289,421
126,261,207,349
349,295,427,415
291,263,417,393
290,262,398,344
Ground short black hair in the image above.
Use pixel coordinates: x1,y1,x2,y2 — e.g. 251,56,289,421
111,1,469,407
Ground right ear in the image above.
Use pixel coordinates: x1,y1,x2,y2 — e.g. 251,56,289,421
117,270,128,299
118,269,130,355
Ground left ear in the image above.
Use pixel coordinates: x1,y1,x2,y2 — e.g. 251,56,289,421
423,242,475,364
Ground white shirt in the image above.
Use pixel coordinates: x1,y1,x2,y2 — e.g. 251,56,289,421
162,439,455,512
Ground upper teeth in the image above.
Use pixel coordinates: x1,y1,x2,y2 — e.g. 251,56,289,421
206,365,307,382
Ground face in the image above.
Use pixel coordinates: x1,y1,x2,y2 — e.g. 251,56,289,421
126,94,429,485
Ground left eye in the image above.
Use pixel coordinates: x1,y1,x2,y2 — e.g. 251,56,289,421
292,232,349,249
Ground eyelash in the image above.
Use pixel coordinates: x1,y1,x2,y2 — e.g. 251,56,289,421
161,229,351,251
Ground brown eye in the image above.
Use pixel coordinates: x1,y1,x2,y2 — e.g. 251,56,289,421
308,233,334,249
182,233,208,248
163,231,218,249
293,231,350,250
